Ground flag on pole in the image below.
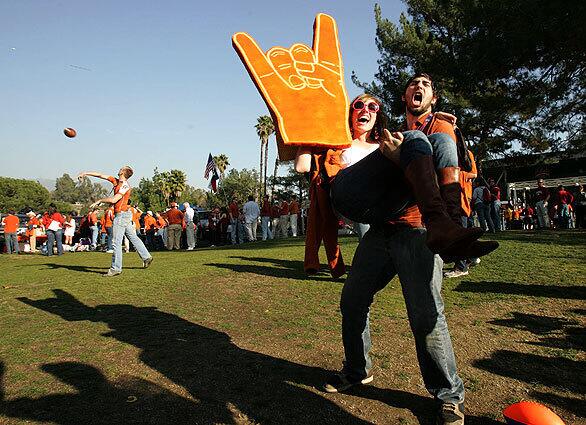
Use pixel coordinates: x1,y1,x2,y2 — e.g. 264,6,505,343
204,153,216,179
209,168,219,192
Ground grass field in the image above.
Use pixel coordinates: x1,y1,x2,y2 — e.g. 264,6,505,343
0,230,584,424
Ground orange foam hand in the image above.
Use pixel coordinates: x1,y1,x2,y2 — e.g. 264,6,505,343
233,13,352,160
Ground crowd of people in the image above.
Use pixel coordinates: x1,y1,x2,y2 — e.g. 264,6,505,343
0,193,305,255
470,179,585,232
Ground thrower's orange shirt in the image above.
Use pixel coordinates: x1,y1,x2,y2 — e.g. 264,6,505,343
107,176,132,213
3,214,20,233
460,151,477,217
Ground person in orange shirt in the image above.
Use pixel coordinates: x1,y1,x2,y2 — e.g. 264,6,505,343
87,207,99,250
41,204,65,256
155,211,168,249
103,206,115,253
78,166,152,277
278,198,290,238
260,195,273,240
25,211,41,253
165,202,184,250
228,197,240,244
289,195,300,237
2,210,20,254
128,205,142,236
143,211,158,250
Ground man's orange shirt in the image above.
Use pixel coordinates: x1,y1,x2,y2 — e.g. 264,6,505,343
3,214,20,233
409,112,457,142
280,201,290,216
143,215,157,231
104,208,114,227
129,207,141,230
228,202,239,219
106,176,132,213
156,216,167,228
166,208,184,225
289,200,300,214
88,211,98,225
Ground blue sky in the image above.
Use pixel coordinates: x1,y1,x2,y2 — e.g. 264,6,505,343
1,0,406,189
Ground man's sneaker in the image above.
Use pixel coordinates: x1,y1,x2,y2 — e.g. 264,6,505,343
186,247,194,251
143,257,153,269
323,371,373,393
443,269,469,278
103,269,122,277
469,258,481,267
436,402,464,425
106,249,114,254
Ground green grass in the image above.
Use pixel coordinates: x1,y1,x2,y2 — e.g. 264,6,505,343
0,230,584,424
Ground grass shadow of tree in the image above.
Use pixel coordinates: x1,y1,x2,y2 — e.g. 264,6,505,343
204,256,349,282
454,281,586,300
15,290,369,424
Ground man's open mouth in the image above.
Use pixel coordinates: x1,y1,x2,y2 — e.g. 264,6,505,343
413,92,423,102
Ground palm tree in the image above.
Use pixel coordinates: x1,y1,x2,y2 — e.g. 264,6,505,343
213,154,230,178
255,115,275,197
167,169,187,202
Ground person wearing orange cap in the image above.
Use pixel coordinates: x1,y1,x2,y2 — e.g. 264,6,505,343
78,166,153,276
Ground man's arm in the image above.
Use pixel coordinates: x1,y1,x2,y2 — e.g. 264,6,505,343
89,193,123,209
77,171,113,181
295,147,313,173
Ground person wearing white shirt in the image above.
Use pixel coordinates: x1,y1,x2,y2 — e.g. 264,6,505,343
242,195,260,242
183,202,196,250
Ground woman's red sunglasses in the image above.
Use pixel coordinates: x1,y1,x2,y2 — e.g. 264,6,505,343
352,99,380,113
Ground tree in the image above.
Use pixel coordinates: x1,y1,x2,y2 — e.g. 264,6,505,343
354,1,586,159
153,168,171,205
255,115,275,197
0,177,61,213
269,166,310,205
214,168,260,205
213,154,230,178
53,174,107,205
167,170,187,201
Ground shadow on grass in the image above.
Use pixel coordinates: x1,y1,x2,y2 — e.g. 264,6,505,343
489,312,586,351
474,351,586,414
346,386,501,425
13,289,369,424
205,256,349,282
18,263,144,274
454,281,586,300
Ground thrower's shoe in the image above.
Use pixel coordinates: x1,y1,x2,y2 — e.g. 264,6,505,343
103,269,122,277
437,402,464,425
143,257,153,269
323,371,373,393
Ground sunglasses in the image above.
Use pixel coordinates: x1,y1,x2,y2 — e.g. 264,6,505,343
352,99,380,113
